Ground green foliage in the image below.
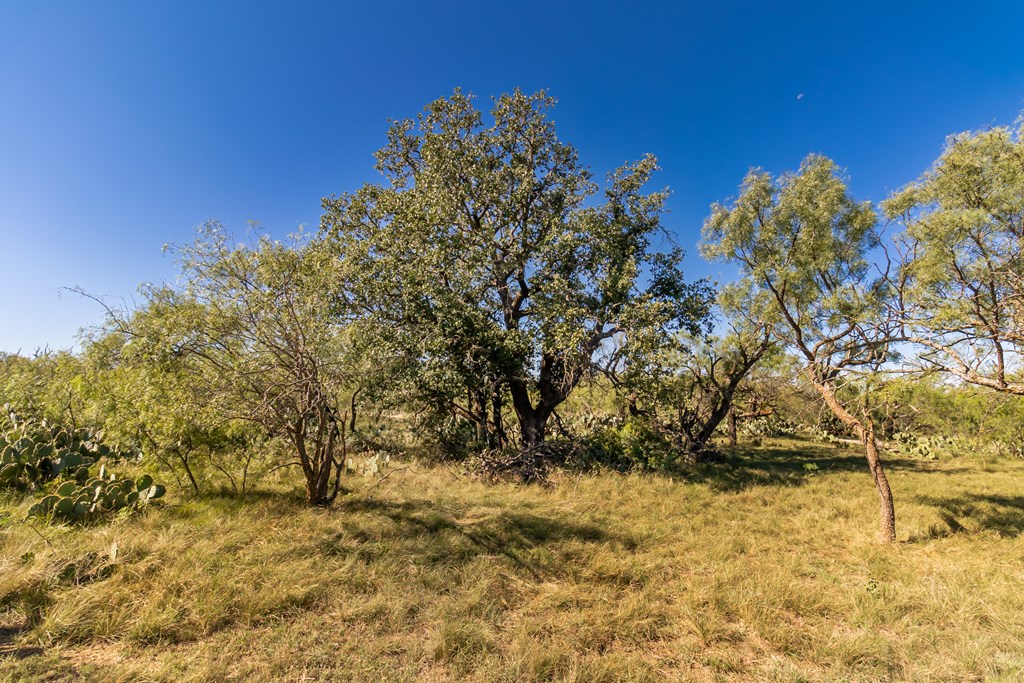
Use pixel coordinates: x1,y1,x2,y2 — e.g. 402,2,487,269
891,432,951,460
700,155,887,369
601,418,680,472
0,409,164,525
739,415,798,438
569,416,681,472
891,431,1024,461
417,411,481,462
0,351,93,429
876,376,1024,459
700,154,899,540
886,118,1024,394
94,224,355,506
323,89,713,450
647,323,774,453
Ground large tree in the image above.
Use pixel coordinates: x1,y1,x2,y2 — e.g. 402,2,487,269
885,118,1024,394
321,90,712,450
701,155,900,542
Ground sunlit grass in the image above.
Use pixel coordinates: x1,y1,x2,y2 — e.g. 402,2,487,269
2,437,1023,681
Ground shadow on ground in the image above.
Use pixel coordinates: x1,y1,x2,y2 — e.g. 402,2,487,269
914,493,1024,539
0,618,41,661
682,442,927,493
328,497,632,578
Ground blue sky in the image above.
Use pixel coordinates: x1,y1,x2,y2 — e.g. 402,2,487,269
1,1,1023,352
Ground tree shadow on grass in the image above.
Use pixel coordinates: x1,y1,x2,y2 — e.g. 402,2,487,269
0,617,42,661
682,443,927,494
913,493,1024,539
326,497,631,579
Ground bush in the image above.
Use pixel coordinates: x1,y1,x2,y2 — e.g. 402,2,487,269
577,417,682,473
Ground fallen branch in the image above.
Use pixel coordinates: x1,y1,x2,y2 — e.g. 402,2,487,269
365,465,412,492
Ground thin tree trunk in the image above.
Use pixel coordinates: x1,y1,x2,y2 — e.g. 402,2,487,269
727,407,738,447
178,451,200,495
491,389,506,448
863,425,896,541
349,387,361,433
813,376,896,542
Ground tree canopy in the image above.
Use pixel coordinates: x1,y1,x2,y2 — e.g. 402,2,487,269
321,89,713,449
886,119,1024,394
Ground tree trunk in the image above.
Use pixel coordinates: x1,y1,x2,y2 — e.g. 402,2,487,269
303,450,331,507
509,380,553,449
519,411,547,449
349,387,361,433
627,395,642,417
863,426,896,541
727,407,738,447
297,413,341,508
812,375,896,542
491,389,506,448
691,384,739,452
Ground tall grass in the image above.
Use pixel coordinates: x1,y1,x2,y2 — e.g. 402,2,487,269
2,438,1023,681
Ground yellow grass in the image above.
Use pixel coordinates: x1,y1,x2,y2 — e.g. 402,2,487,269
2,438,1023,681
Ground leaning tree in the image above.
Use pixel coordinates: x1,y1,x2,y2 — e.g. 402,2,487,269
670,322,774,456
701,155,901,542
321,89,713,451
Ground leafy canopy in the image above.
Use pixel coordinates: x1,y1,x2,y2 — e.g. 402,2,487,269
885,119,1024,392
322,89,712,444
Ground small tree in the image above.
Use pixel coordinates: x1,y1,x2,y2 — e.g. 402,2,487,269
671,325,773,456
885,118,1024,395
701,155,900,542
322,90,713,452
597,311,773,458
99,224,352,506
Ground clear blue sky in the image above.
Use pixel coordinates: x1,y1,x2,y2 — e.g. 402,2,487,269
2,1,1023,352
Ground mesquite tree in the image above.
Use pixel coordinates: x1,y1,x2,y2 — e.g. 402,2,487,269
672,326,773,455
886,118,1024,395
701,155,900,542
100,224,352,506
322,90,712,450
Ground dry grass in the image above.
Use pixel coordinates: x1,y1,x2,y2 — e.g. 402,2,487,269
2,437,1024,681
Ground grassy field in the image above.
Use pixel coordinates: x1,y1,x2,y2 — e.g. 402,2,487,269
2,438,1024,682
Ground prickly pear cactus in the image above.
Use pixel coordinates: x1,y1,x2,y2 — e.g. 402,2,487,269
891,432,956,460
0,411,135,491
2,407,160,525
28,472,166,524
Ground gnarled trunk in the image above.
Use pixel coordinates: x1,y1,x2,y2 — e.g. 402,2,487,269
518,410,548,449
294,407,346,507
509,379,553,449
